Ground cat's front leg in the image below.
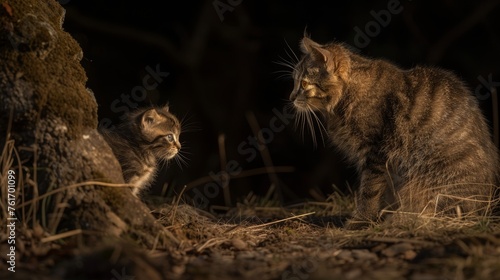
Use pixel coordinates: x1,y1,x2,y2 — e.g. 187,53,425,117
345,167,388,230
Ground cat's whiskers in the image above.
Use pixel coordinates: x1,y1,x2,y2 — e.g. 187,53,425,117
304,106,319,148
272,70,294,80
284,38,300,64
290,102,314,145
291,102,327,149
180,114,202,133
273,70,292,80
273,58,297,72
272,53,298,80
273,40,300,81
305,103,328,146
288,102,306,141
158,157,170,170
173,151,189,170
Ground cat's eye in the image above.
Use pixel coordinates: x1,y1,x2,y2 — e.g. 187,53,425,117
301,80,309,89
165,134,174,142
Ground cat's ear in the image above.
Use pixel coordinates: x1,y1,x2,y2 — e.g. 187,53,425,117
162,104,169,112
141,108,162,128
300,37,330,63
300,37,320,54
301,38,350,78
302,26,310,41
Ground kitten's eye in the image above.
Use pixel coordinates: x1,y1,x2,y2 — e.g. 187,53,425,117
165,134,174,142
301,80,309,89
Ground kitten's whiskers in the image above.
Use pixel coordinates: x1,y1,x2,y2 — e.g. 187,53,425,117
173,148,189,170
180,114,202,133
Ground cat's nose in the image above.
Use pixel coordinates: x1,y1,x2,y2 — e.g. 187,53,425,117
289,90,297,101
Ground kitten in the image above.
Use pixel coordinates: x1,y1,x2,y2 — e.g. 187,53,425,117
289,36,499,229
99,105,182,196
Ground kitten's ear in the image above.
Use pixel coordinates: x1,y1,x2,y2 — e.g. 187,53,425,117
162,104,169,112
300,37,330,63
141,108,161,128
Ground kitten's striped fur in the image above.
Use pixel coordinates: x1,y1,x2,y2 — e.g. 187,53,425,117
289,37,499,229
100,106,182,196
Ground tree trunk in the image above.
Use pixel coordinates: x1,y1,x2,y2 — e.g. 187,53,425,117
0,1,174,274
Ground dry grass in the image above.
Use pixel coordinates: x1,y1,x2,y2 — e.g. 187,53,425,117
1,125,500,279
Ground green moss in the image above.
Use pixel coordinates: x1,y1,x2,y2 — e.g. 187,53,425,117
0,0,97,138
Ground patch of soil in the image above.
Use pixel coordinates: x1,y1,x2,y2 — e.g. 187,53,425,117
2,201,499,280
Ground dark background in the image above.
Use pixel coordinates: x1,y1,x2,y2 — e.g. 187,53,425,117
60,0,500,211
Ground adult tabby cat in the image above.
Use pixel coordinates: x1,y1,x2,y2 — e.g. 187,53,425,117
99,105,182,196
289,36,499,229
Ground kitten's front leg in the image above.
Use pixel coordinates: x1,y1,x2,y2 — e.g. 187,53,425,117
345,166,388,230
128,165,156,196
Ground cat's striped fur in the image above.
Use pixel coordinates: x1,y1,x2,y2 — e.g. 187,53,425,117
289,37,499,229
100,106,182,196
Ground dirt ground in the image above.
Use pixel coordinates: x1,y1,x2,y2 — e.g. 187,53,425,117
150,202,500,280
1,192,500,280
